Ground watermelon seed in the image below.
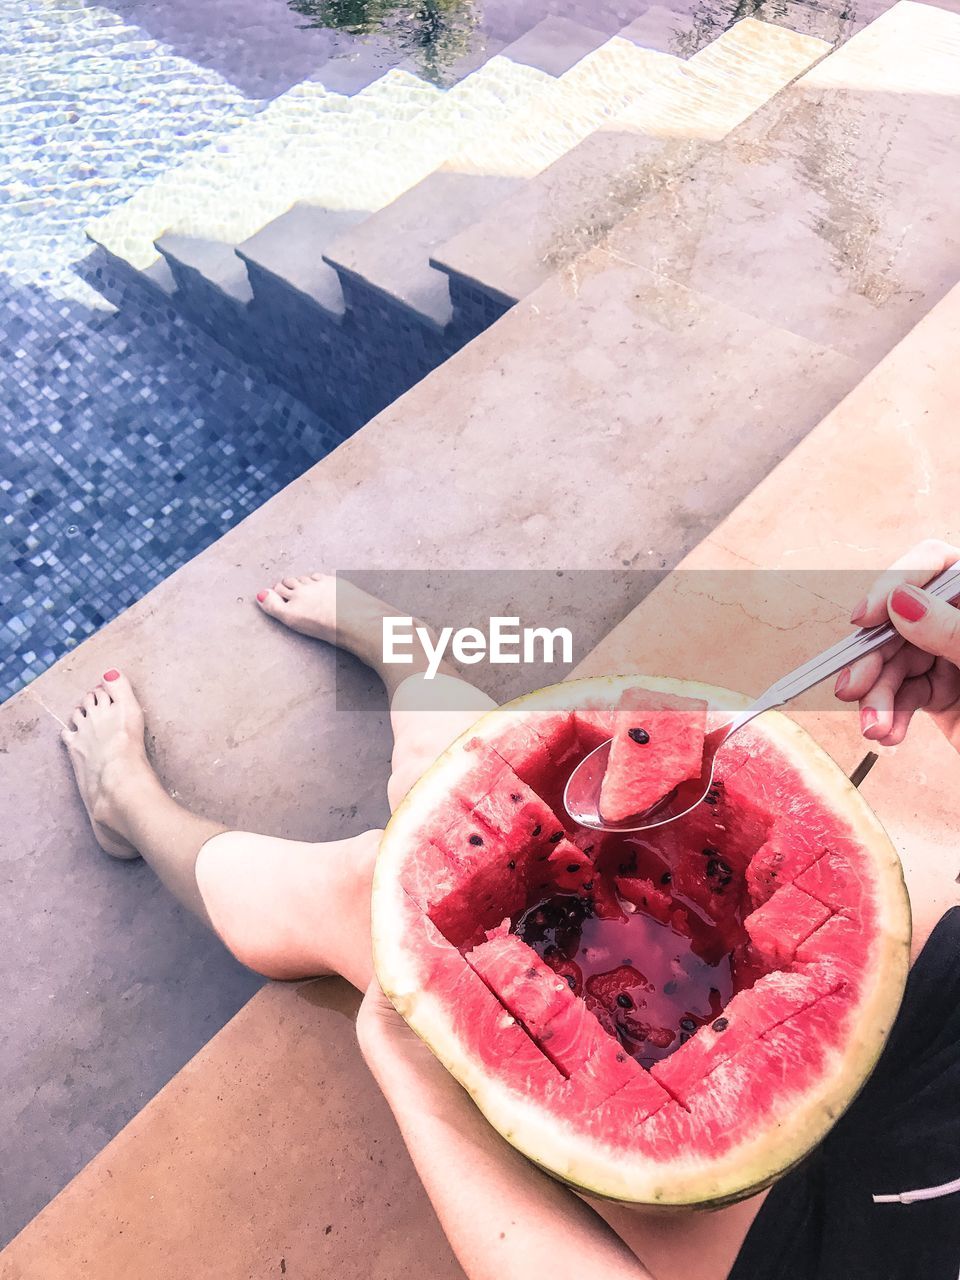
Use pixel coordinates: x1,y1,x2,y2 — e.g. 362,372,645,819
549,831,564,843
712,1017,729,1032
679,1017,697,1032
469,834,484,846
566,863,581,874
510,793,521,803
565,973,577,990
660,872,672,885
622,958,633,965
664,980,678,995
532,825,542,837
507,860,516,870
627,727,650,744
617,993,634,1009
583,880,594,891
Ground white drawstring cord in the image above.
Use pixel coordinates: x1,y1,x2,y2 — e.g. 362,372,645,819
873,1175,960,1204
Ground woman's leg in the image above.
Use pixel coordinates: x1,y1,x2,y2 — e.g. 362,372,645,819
62,575,494,988
254,571,497,807
60,666,378,986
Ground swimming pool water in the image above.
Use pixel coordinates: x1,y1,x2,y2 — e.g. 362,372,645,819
0,0,349,702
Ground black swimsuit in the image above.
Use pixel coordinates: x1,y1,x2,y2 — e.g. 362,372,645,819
729,907,960,1280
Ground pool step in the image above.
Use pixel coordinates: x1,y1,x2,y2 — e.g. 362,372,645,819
86,69,440,275
143,15,831,431
617,5,718,56
148,22,659,428
138,20,609,338
432,17,831,322
319,35,680,333
86,16,603,286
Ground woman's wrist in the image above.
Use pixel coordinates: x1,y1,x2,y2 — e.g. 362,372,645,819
357,985,449,1092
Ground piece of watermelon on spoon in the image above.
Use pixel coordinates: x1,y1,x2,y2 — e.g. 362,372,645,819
598,688,708,823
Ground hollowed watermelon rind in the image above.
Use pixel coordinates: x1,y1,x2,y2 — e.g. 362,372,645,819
372,675,911,1208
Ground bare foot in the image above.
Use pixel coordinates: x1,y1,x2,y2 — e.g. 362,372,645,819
255,572,457,695
60,670,154,860
255,572,340,644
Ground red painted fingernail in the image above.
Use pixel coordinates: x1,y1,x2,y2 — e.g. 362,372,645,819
835,668,850,695
860,707,878,734
889,586,927,623
849,596,868,625
257,591,267,603
103,669,120,682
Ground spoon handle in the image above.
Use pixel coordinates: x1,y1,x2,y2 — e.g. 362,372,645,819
722,560,960,739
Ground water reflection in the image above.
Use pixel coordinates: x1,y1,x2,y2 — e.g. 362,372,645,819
288,0,868,85
289,0,480,82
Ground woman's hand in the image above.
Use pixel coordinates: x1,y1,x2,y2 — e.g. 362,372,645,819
835,538,960,747
356,978,410,1054
356,977,439,1076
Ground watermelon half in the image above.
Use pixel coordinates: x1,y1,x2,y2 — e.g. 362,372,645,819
372,676,911,1207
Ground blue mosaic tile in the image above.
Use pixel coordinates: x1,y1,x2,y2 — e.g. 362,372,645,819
0,272,343,702
0,0,350,704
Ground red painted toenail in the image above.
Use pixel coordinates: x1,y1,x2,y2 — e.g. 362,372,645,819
257,591,268,603
103,669,120,682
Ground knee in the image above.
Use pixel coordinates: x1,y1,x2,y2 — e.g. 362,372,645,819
195,828,382,982
195,831,287,976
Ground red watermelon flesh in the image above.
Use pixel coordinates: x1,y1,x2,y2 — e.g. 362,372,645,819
468,933,622,1076
374,679,910,1205
407,757,581,947
395,888,563,1091
476,711,580,804
599,689,708,823
746,833,821,906
745,884,833,967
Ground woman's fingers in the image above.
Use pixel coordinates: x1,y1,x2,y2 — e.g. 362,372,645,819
858,644,934,739
835,635,904,701
873,674,935,747
926,655,960,714
886,584,960,664
850,538,960,627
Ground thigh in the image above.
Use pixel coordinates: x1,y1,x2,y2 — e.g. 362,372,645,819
388,672,497,812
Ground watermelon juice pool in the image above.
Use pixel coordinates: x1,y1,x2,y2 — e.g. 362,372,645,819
516,896,732,1067
515,831,745,1069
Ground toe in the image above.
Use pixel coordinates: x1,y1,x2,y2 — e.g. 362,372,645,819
257,587,288,619
102,669,139,713
60,726,75,746
71,708,85,731
282,576,299,591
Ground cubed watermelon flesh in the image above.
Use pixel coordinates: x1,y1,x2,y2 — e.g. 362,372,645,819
599,688,708,823
375,679,910,1206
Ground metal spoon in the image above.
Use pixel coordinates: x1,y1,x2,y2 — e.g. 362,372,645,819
564,561,960,832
